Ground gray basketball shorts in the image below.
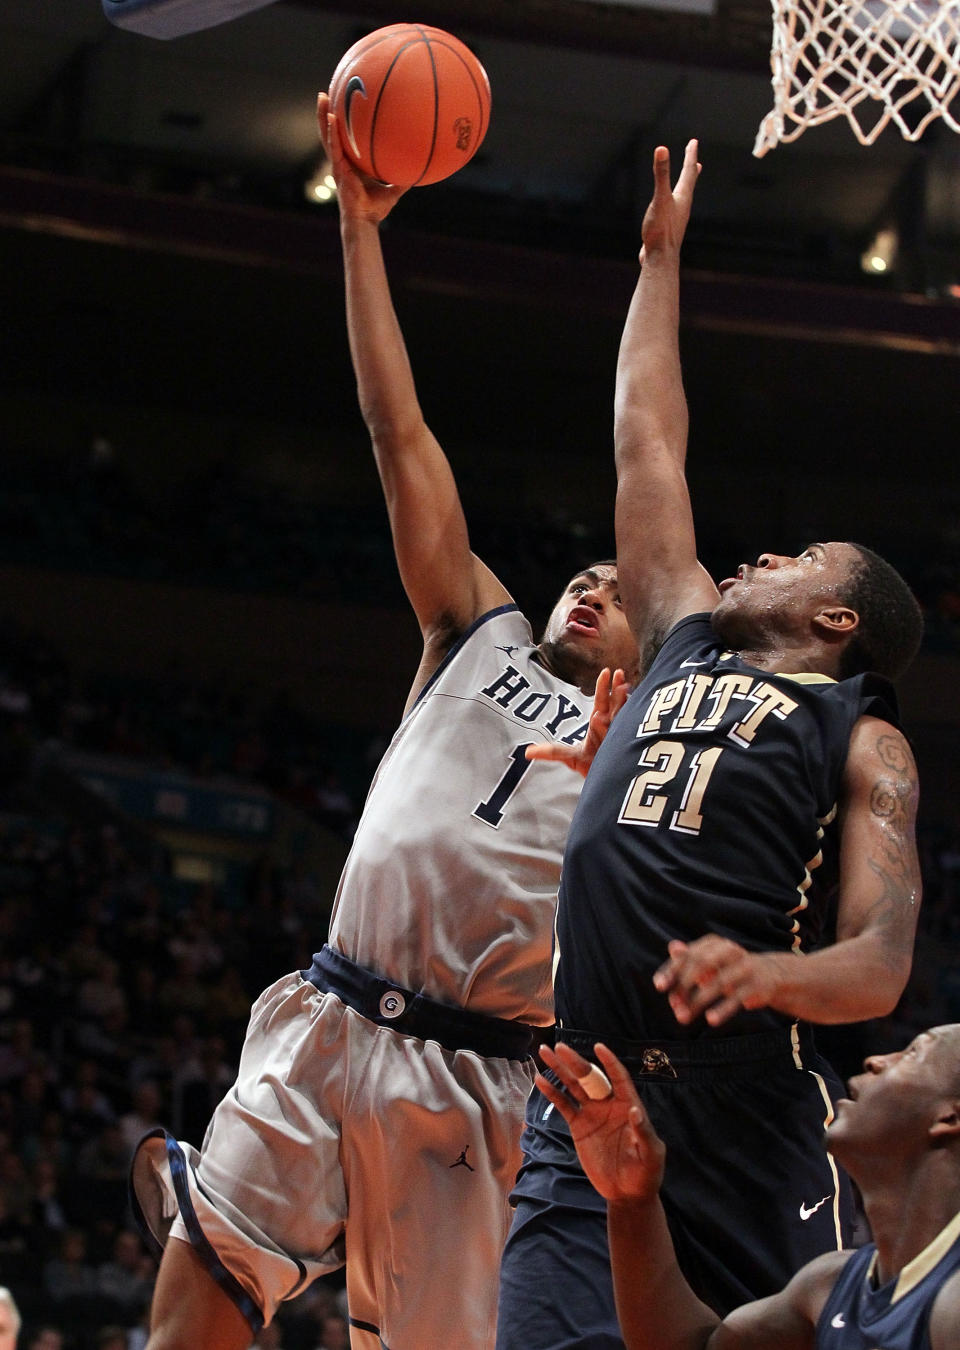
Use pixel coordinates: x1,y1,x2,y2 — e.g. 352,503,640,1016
131,968,536,1348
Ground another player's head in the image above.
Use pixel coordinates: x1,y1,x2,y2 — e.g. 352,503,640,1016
539,562,640,693
0,1287,20,1350
710,540,922,680
826,1025,960,1180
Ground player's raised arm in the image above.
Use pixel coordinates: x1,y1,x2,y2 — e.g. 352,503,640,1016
614,141,717,662
319,95,509,696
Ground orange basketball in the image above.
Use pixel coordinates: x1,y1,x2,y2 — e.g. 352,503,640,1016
328,24,491,188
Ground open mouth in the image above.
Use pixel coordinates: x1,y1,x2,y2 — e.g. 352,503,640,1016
567,605,599,634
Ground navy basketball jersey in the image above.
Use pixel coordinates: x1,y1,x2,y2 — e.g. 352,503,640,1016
554,612,899,1041
816,1213,960,1349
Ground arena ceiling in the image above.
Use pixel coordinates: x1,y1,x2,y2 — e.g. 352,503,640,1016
2,0,960,280
0,0,958,532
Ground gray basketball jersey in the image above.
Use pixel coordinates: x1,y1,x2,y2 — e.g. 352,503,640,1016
328,605,594,1025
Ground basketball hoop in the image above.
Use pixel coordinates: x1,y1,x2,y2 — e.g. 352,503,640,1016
754,0,960,154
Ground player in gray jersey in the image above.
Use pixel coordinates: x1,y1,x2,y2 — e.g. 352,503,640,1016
129,96,639,1350
536,1029,960,1350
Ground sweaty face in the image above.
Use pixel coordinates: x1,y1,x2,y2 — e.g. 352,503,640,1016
826,1025,960,1164
711,541,861,650
540,564,639,691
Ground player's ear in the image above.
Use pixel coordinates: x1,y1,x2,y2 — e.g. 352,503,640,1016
813,605,858,637
929,1100,960,1143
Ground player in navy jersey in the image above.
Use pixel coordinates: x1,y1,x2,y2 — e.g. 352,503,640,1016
535,1030,960,1350
130,100,639,1350
496,142,924,1347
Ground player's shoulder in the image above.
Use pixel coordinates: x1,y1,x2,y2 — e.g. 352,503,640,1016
645,610,716,672
787,1247,859,1322
845,715,917,781
929,1263,960,1350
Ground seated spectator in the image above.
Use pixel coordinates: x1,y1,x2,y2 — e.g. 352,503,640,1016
22,1328,63,1350
95,1329,128,1350
117,1082,163,1158
96,1229,153,1319
42,1227,98,1304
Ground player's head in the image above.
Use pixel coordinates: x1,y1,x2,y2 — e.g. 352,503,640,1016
833,542,923,680
826,1025,960,1176
539,562,639,694
710,541,922,680
0,1287,20,1350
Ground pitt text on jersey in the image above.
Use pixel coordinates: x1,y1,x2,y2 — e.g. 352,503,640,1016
621,669,799,837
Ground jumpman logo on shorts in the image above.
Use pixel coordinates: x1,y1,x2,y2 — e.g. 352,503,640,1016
450,1145,475,1171
495,645,519,658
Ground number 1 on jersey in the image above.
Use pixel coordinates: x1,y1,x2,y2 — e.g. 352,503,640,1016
474,743,534,828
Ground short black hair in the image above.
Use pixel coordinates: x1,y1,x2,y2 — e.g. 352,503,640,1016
837,543,924,681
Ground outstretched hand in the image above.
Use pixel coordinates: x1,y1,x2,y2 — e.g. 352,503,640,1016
638,139,701,265
536,1042,665,1205
525,667,629,778
317,91,408,224
653,935,785,1026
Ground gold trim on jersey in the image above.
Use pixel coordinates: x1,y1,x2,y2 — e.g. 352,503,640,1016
865,1208,960,1300
787,808,836,950
775,671,837,684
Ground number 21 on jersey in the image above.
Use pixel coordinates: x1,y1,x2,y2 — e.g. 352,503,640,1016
620,739,723,836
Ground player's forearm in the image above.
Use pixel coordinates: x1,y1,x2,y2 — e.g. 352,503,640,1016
609,1198,719,1350
614,248,689,475
762,935,911,1024
340,214,424,445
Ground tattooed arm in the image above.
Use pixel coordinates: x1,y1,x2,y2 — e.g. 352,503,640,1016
653,716,921,1027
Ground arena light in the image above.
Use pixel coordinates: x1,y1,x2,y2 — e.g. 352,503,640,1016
304,158,337,205
861,225,898,275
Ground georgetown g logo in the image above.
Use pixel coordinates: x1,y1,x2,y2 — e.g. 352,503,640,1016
379,991,406,1019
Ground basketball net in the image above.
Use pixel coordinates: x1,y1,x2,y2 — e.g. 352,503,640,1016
754,0,960,154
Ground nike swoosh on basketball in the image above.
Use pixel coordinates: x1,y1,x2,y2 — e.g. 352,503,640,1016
343,75,367,160
831,1313,846,1328
799,1194,831,1220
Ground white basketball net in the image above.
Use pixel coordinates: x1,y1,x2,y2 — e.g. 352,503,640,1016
754,0,960,154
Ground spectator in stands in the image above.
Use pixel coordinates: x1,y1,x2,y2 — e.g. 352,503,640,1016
96,1229,153,1319
42,1226,98,1304
22,1328,63,1350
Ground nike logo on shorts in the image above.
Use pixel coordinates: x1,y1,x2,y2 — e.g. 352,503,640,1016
799,1194,831,1220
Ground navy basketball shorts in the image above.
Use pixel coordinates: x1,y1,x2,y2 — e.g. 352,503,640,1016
495,1026,853,1350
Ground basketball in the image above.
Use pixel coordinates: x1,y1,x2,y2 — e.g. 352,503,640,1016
327,24,491,188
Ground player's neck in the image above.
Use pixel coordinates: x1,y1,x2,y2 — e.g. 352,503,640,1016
534,643,597,696
735,643,841,679
860,1169,960,1285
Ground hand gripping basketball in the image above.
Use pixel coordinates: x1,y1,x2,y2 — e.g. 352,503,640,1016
327,24,491,188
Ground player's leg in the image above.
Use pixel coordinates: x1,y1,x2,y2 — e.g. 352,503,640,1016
131,974,350,1334
341,1018,535,1350
495,1086,623,1350
646,1049,853,1315
146,1237,254,1350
